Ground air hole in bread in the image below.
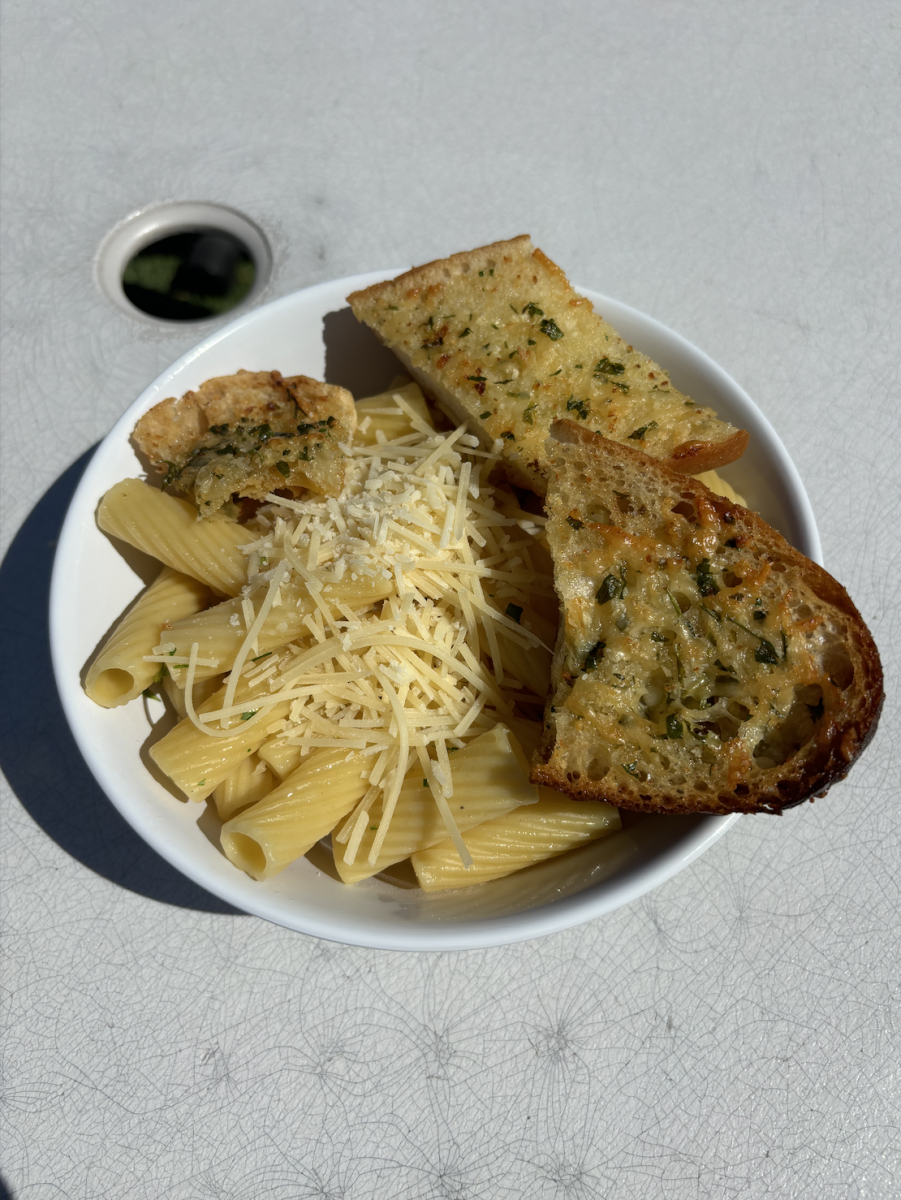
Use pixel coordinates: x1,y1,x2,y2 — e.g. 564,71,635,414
823,642,854,690
585,504,612,524
615,494,633,514
753,685,824,766
734,783,750,796
723,571,743,587
639,671,669,722
671,500,695,520
585,751,610,781
712,713,742,740
672,592,692,614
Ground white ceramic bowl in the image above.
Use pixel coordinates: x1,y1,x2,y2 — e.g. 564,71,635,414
50,273,821,950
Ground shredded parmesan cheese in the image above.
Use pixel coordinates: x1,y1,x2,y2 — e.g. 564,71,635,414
187,401,556,862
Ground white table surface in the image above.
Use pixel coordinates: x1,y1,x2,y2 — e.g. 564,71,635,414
2,3,898,1197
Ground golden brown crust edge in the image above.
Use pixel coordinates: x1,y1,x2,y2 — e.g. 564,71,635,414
347,236,534,310
532,421,884,816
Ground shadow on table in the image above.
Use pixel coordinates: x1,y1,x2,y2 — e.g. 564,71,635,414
0,452,242,915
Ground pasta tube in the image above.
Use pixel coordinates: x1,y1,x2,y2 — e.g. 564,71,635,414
411,792,621,890
257,737,305,781
85,567,211,707
354,382,434,444
221,749,371,880
150,675,293,800
161,672,223,717
333,725,539,884
212,753,276,821
97,479,254,596
164,575,394,685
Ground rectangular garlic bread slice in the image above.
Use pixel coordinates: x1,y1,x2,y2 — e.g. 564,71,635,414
533,420,883,815
347,236,748,495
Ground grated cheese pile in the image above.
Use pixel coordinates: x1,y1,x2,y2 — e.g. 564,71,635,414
181,391,557,866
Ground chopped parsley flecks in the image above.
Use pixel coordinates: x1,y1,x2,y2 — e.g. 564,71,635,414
628,420,658,440
596,572,626,604
694,559,720,597
593,356,625,377
755,640,779,665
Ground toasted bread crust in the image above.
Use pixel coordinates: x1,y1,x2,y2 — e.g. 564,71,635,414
348,238,748,496
532,421,883,815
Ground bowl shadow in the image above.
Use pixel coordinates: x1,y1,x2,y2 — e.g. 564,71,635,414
322,306,406,396
0,451,242,914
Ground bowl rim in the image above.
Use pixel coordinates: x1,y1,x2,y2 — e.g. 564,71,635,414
49,271,821,950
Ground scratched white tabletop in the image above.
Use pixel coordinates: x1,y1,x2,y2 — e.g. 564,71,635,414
2,3,899,1197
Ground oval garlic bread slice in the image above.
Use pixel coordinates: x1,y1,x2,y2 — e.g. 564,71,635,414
533,420,883,816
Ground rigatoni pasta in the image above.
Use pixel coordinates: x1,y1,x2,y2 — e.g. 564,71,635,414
98,480,255,595
150,674,295,800
162,574,394,685
85,567,211,707
411,792,621,890
221,749,372,879
212,754,276,821
87,379,626,892
331,725,539,884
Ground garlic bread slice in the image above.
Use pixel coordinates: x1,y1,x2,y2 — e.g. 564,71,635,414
533,420,883,815
348,237,748,494
133,369,355,515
